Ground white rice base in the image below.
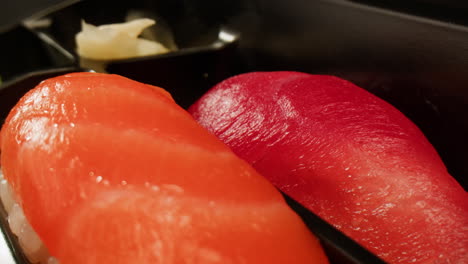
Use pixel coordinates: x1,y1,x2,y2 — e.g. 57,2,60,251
0,169,59,264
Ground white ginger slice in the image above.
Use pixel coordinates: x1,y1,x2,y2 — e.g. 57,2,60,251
76,18,170,60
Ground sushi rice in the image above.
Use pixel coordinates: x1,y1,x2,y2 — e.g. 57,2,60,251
0,169,58,264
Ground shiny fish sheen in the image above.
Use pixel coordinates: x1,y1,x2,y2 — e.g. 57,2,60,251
189,71,468,264
0,72,328,264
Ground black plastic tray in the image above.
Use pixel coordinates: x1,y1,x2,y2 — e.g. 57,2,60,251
0,0,467,263
0,26,74,84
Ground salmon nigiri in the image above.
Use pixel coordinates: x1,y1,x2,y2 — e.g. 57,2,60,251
0,72,328,264
189,71,468,264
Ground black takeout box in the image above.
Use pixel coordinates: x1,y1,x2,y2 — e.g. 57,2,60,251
0,0,466,263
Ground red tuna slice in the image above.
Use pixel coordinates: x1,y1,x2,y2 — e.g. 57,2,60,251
189,71,468,264
0,72,328,263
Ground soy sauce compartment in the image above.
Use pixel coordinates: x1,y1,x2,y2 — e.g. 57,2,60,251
0,26,75,85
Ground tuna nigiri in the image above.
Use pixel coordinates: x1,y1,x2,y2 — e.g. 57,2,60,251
189,71,468,264
0,72,328,264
